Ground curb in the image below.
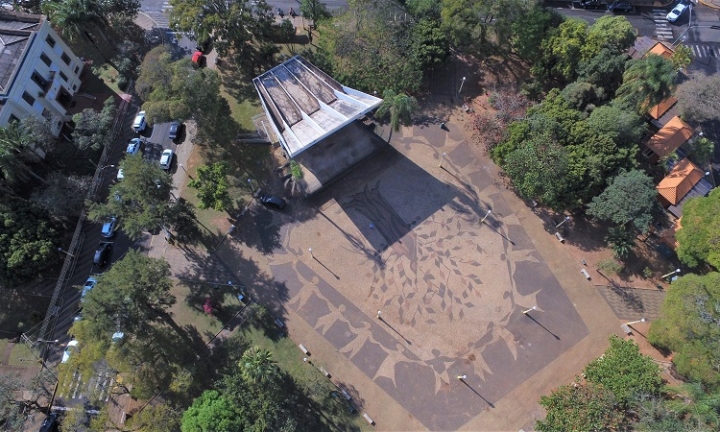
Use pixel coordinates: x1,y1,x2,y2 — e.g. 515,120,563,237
699,0,720,9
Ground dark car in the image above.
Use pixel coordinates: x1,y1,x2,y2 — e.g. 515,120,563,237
93,242,112,267
608,1,633,12
40,412,59,432
168,121,182,141
580,0,606,8
259,192,286,210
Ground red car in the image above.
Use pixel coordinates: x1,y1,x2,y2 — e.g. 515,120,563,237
191,51,205,67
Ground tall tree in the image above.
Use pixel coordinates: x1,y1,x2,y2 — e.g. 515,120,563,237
300,0,331,24
511,4,564,64
375,90,418,132
676,188,720,269
42,0,107,42
238,347,277,383
649,272,720,387
671,44,694,70
532,18,588,85
675,71,720,122
583,15,636,60
537,382,627,432
181,390,245,432
587,169,659,233
88,154,174,239
71,96,117,150
614,55,677,114
188,163,231,211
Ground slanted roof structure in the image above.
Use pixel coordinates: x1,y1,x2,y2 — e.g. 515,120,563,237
646,116,694,159
660,217,682,250
646,41,674,59
253,56,383,158
657,158,705,205
0,11,42,92
648,96,678,120
628,36,657,59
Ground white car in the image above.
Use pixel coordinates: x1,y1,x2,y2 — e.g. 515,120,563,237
101,217,117,238
61,339,79,364
666,3,688,22
132,111,147,132
80,277,97,301
159,149,174,171
116,168,124,181
126,138,142,155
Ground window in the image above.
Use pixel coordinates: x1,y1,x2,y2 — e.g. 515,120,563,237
61,52,71,65
46,36,55,48
74,66,79,74
40,53,51,67
9,114,20,123
72,84,77,91
59,71,68,82
31,71,48,89
22,91,35,106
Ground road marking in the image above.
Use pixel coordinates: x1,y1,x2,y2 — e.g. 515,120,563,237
686,44,720,58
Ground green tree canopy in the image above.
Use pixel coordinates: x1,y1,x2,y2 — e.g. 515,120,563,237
188,162,231,211
615,54,677,114
676,188,720,269
583,15,636,60
411,18,449,70
587,169,658,233
88,153,175,239
181,390,244,432
0,199,60,286
238,347,277,384
584,336,663,404
537,381,627,432
511,4,564,64
577,48,628,102
532,18,588,85
300,0,332,24
135,45,238,144
71,96,117,150
375,90,418,132
649,272,720,386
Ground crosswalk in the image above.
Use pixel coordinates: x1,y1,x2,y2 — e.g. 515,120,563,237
146,10,170,29
653,9,673,41
57,370,116,402
687,44,720,59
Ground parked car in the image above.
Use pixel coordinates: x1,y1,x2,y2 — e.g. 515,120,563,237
168,121,182,141
80,277,97,301
259,192,286,210
101,217,117,238
159,149,174,171
580,0,606,8
132,111,147,132
666,3,688,22
39,412,58,432
608,1,633,12
93,242,112,267
126,138,142,155
61,339,78,364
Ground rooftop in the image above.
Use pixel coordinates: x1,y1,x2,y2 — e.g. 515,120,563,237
0,11,42,93
657,158,713,218
648,96,678,121
646,41,674,60
628,36,657,60
646,116,695,159
253,55,383,158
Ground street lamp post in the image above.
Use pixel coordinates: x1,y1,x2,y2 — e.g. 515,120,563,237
179,164,188,174
439,152,447,168
309,247,314,259
661,268,681,279
625,318,646,326
457,374,467,381
458,77,466,95
377,310,382,320
522,306,537,315
481,210,492,224
57,247,74,258
556,216,571,229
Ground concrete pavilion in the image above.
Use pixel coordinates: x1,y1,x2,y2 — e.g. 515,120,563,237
253,56,384,194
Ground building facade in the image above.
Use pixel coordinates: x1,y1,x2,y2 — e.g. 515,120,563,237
0,11,83,141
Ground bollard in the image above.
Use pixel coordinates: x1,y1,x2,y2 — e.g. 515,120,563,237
363,413,375,425
555,232,565,243
299,344,309,355
581,269,591,280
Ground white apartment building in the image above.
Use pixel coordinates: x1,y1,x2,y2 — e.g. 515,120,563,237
0,10,84,141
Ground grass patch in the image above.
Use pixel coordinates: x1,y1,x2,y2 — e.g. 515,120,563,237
241,325,371,431
8,342,36,367
220,86,262,132
0,291,50,335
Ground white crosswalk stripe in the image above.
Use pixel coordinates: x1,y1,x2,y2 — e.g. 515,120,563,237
687,44,720,58
162,2,173,10
652,9,673,40
146,10,170,28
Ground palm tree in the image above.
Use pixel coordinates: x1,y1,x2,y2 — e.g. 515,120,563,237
0,122,44,189
375,89,418,132
238,347,277,383
614,54,677,114
42,0,106,42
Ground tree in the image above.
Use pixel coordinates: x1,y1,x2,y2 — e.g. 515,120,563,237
71,96,117,150
532,18,588,85
676,188,720,269
0,121,47,190
0,370,55,431
135,46,238,144
536,381,627,432
42,0,107,42
649,272,720,386
181,390,244,432
188,163,231,211
606,226,635,260
80,250,176,340
615,54,677,114
511,4,564,64
128,403,182,432
583,15,635,60
0,199,60,286
411,18,449,70
577,48,629,102
238,347,277,383
440,0,533,51
30,173,91,221
88,154,174,239
587,169,659,233
675,71,720,122
300,0,331,24
584,336,663,404
687,137,715,167
671,44,694,70
375,90,418,132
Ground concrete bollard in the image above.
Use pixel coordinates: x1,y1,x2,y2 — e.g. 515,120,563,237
555,232,565,243
298,344,309,355
581,269,591,280
363,413,375,425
